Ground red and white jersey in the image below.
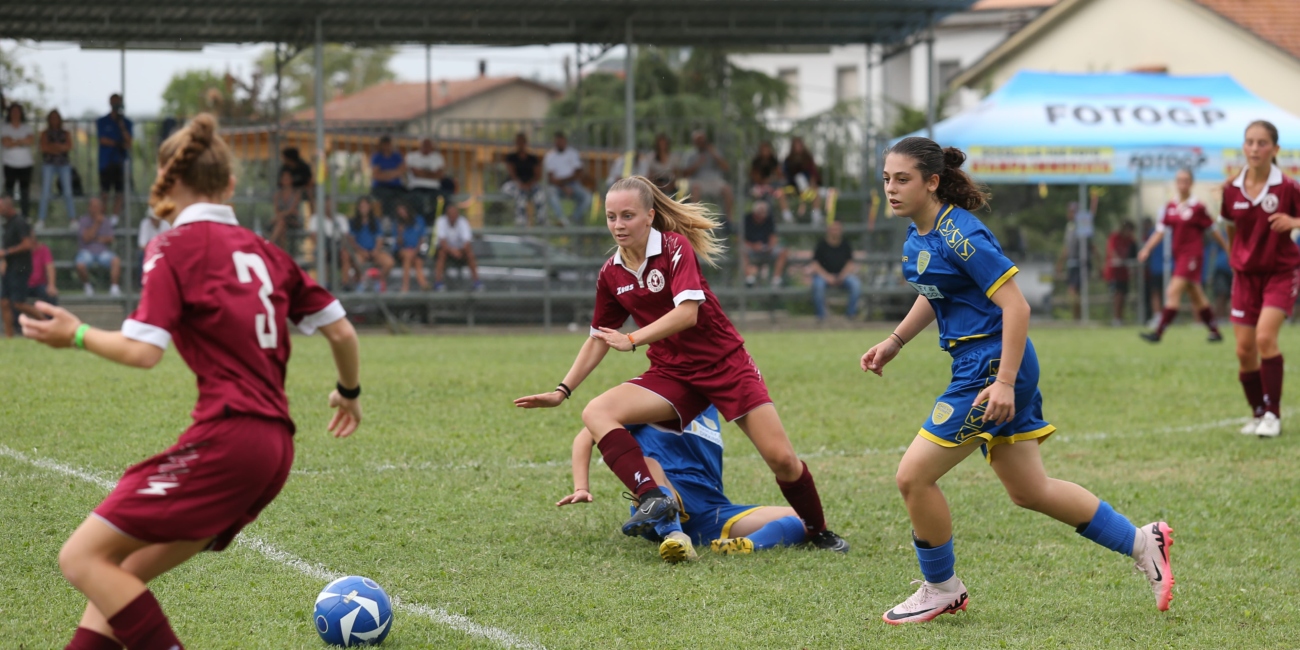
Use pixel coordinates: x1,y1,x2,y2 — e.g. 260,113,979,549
124,203,345,431
1221,165,1300,273
591,228,744,371
1158,197,1214,261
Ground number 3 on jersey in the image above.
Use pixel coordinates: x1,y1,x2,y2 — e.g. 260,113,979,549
232,251,278,349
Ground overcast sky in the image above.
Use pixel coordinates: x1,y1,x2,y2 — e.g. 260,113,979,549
4,40,601,118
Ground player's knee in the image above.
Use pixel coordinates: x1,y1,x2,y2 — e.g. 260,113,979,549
57,543,89,587
1236,339,1257,363
1004,483,1045,511
765,450,802,479
895,467,929,499
1256,332,1280,357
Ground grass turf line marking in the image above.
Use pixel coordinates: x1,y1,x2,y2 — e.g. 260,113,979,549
0,444,547,650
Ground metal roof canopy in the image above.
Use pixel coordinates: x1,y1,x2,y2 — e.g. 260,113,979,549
4,1,975,48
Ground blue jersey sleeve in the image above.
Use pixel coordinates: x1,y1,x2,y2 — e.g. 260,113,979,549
941,215,1018,298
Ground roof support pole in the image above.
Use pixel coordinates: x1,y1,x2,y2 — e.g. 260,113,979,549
862,42,873,223
623,17,635,162
273,42,283,196
314,15,327,286
425,42,433,136
925,20,935,140
121,46,134,297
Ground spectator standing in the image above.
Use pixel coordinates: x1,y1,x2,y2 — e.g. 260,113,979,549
392,203,430,292
407,137,456,218
38,109,76,228
544,131,592,225
307,198,354,290
638,133,678,197
1104,221,1137,326
783,137,824,224
1057,195,1100,321
1140,217,1166,327
682,130,734,219
503,132,544,225
75,197,122,296
433,202,482,292
27,231,57,306
810,221,860,321
1,103,35,217
741,201,788,287
370,135,407,218
269,169,303,252
348,196,395,292
1208,232,1232,321
96,94,133,217
750,141,791,222
0,196,36,337
279,147,314,210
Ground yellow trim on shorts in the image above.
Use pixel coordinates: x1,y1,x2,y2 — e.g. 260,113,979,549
720,507,764,539
917,424,1056,451
985,266,1020,298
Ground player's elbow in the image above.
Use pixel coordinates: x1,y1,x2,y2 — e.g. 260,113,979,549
319,318,358,347
678,302,699,328
127,345,165,369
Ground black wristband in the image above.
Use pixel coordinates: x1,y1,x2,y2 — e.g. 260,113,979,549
337,382,361,399
556,383,572,399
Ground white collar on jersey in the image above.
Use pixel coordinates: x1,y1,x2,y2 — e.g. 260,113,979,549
612,227,664,268
172,202,239,228
1231,165,1284,205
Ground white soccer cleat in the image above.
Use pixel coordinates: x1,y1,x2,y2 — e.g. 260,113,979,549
1133,522,1175,612
882,579,968,625
1240,417,1263,435
1256,413,1281,438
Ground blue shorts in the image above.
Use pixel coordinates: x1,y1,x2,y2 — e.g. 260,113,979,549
75,249,117,268
631,474,760,545
919,336,1055,458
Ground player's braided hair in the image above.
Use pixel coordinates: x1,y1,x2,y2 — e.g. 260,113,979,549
149,113,232,220
887,136,990,212
607,175,725,267
1246,120,1280,166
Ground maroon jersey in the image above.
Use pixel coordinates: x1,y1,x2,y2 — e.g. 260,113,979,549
123,203,345,430
591,228,744,370
1159,197,1214,261
1221,166,1300,273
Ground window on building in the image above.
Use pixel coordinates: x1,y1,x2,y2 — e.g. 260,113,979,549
835,65,860,105
938,60,962,89
778,68,800,117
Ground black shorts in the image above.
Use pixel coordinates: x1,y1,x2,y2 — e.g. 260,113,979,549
1211,269,1233,299
1109,278,1130,295
2,267,31,305
100,164,125,193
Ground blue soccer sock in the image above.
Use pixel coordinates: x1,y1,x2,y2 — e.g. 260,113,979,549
744,516,807,550
1077,500,1137,556
653,514,684,538
914,536,956,584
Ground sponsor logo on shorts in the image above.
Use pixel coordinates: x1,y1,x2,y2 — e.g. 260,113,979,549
1262,193,1279,213
647,269,665,293
137,449,200,496
931,402,954,425
1232,309,1246,318
917,251,931,275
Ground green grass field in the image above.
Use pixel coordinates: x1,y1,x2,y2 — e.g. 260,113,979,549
3,325,1300,649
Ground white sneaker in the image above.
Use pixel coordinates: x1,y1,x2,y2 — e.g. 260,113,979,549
109,284,122,297
882,578,969,625
1256,412,1281,438
83,283,94,296
658,531,698,564
1133,522,1175,612
1240,417,1263,435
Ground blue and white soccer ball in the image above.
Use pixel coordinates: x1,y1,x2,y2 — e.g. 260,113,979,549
314,576,393,646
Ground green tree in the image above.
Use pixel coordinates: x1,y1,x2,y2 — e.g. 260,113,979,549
0,44,47,111
260,45,397,112
161,69,229,117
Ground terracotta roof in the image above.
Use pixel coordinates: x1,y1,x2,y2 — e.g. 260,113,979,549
1192,0,1300,62
970,0,1058,10
294,77,561,123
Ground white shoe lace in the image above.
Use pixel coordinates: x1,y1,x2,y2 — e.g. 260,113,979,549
896,580,937,612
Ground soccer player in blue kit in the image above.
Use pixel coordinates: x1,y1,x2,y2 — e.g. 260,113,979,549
861,137,1175,624
557,406,807,563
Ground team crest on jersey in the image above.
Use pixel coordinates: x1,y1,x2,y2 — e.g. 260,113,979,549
1262,193,1279,213
917,250,931,274
931,402,954,425
1179,205,1193,220
646,269,665,293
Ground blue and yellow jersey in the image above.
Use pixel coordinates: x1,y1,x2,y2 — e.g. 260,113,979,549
628,405,724,491
903,204,1019,352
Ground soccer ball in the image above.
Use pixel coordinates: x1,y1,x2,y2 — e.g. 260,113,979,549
314,576,393,646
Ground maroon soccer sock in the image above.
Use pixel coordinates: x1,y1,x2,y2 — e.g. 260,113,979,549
106,590,183,650
596,428,659,496
1155,307,1178,335
65,628,123,650
1198,307,1220,334
776,461,827,534
1261,355,1284,417
1240,370,1266,417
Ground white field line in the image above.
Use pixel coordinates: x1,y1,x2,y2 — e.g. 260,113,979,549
0,445,547,650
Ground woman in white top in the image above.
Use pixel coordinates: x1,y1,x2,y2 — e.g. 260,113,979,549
1,103,35,217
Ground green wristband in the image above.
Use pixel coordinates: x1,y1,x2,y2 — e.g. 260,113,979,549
74,324,90,350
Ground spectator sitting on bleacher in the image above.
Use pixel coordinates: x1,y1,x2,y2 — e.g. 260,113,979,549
393,203,430,293
307,198,354,290
75,197,121,297
742,201,787,288
371,134,407,218
407,137,455,219
683,130,734,219
97,94,133,218
783,137,824,224
544,131,591,226
279,146,314,212
503,132,544,226
269,169,303,252
27,230,57,306
1,196,37,338
810,221,860,322
348,196,395,292
750,141,791,223
433,202,482,293
638,133,679,197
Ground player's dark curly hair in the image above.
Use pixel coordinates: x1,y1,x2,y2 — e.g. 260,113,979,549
886,136,990,212
150,113,232,220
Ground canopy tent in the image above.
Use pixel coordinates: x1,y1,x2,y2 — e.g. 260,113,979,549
911,71,1300,184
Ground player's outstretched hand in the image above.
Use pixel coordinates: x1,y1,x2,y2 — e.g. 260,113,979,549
861,338,901,376
556,488,593,507
327,390,362,438
514,390,566,409
1268,212,1298,233
974,381,1015,426
20,301,77,348
592,327,633,352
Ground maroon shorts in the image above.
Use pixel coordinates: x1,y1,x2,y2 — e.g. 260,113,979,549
1172,253,1204,281
627,348,773,429
94,416,294,551
1231,268,1300,326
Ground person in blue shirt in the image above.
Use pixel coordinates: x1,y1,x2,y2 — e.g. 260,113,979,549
391,203,429,292
347,196,395,292
370,135,407,218
557,405,807,564
1141,217,1166,327
861,137,1174,625
96,94,133,217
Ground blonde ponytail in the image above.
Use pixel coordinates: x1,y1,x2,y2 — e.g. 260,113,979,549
607,176,725,267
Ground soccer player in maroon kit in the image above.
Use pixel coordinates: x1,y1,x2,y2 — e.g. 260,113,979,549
1222,120,1300,438
515,175,847,553
21,114,364,650
1138,168,1230,342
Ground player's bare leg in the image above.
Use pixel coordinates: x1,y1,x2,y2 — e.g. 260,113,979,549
895,436,978,546
75,535,214,640
1185,281,1222,341
710,506,804,555
988,440,1099,525
1235,321,1267,433
582,385,681,536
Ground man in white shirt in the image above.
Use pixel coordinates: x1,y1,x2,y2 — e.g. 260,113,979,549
543,131,592,226
433,202,482,292
406,138,455,219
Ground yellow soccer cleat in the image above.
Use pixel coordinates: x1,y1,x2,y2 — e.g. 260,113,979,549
710,537,754,555
659,531,698,564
